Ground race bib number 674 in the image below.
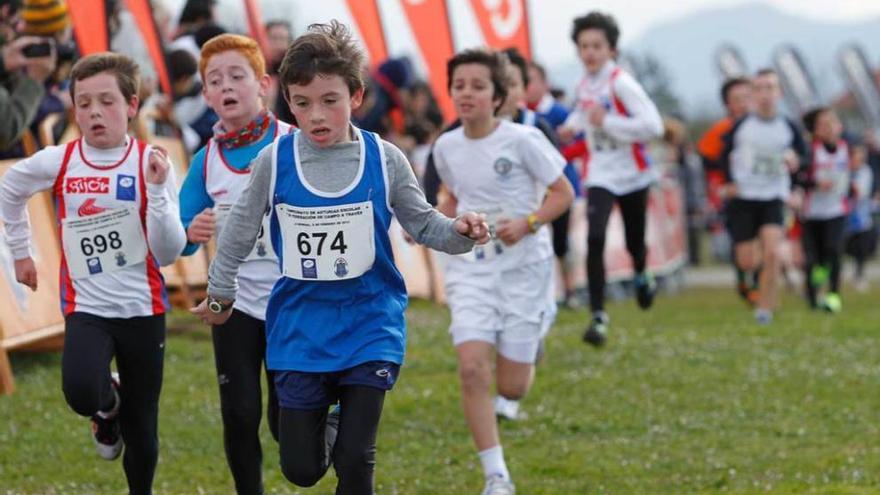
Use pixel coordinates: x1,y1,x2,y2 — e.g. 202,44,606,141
275,201,375,281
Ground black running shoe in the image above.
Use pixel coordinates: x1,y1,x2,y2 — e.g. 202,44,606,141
634,272,657,310
90,375,122,460
583,314,609,347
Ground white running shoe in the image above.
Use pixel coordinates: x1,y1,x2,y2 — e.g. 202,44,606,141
481,474,515,495
91,373,122,460
494,396,521,421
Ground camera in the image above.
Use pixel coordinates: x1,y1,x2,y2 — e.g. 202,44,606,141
22,41,51,58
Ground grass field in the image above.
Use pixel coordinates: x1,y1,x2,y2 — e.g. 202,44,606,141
2,285,880,494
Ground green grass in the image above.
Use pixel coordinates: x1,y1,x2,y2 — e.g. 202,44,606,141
2,286,880,494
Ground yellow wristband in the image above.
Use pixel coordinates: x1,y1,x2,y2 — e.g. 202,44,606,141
527,213,542,233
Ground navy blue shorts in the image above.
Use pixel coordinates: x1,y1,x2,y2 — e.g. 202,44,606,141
274,360,400,410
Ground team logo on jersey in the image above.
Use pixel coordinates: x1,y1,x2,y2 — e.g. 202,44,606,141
493,157,513,177
301,258,317,278
474,246,486,260
87,257,103,275
77,198,108,217
65,177,110,194
334,258,349,278
116,175,136,201
599,95,613,111
256,242,266,257
115,252,127,267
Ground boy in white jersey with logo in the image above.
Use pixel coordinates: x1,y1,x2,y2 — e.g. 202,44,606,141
433,48,573,495
560,11,664,346
720,69,806,324
0,53,185,493
191,21,489,495
798,107,850,312
178,34,293,494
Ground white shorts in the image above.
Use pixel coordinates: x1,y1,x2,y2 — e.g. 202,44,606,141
446,258,557,363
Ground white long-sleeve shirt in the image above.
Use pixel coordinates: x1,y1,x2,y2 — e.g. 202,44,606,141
565,61,663,195
0,137,185,317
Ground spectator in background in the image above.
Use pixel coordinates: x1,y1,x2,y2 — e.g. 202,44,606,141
525,61,568,129
20,0,76,146
401,81,442,176
159,48,217,153
353,56,412,135
264,19,294,124
171,0,217,60
0,0,57,152
664,117,706,266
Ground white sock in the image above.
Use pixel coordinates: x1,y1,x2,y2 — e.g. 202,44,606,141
478,445,510,481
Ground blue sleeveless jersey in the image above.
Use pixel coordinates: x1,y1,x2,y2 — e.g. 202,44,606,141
266,128,408,372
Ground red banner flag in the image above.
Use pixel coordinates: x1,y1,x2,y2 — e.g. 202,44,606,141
242,0,270,58
345,0,388,64
400,0,455,121
123,0,171,96
67,0,108,55
467,0,531,59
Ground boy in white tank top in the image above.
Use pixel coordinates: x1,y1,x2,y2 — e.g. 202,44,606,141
177,34,293,494
0,53,185,493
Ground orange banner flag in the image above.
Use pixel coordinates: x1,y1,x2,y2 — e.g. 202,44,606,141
123,0,171,96
468,0,531,59
67,0,108,55
345,0,388,64
400,0,455,121
242,0,270,58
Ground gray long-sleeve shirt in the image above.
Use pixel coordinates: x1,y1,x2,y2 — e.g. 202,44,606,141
208,129,474,300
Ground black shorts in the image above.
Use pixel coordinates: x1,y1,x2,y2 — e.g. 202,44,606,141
726,198,784,243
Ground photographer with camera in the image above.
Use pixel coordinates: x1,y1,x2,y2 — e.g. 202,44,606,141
0,0,57,151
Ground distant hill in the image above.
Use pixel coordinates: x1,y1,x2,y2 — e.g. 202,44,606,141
549,2,880,119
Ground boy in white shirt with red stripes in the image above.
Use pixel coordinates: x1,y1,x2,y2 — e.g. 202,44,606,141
561,11,664,346
0,53,185,494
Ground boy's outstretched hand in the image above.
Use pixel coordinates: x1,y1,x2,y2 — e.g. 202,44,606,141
146,146,171,185
454,212,490,244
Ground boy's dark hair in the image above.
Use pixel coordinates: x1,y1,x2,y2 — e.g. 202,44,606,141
550,87,565,100
755,67,777,78
179,0,215,25
446,48,510,111
194,22,227,48
529,61,547,83
720,77,750,104
278,20,365,99
802,106,831,134
168,49,198,83
571,11,620,49
69,52,140,102
502,47,529,87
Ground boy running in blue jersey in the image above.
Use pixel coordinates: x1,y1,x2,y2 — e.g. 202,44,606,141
560,12,664,346
178,34,293,494
191,21,489,495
